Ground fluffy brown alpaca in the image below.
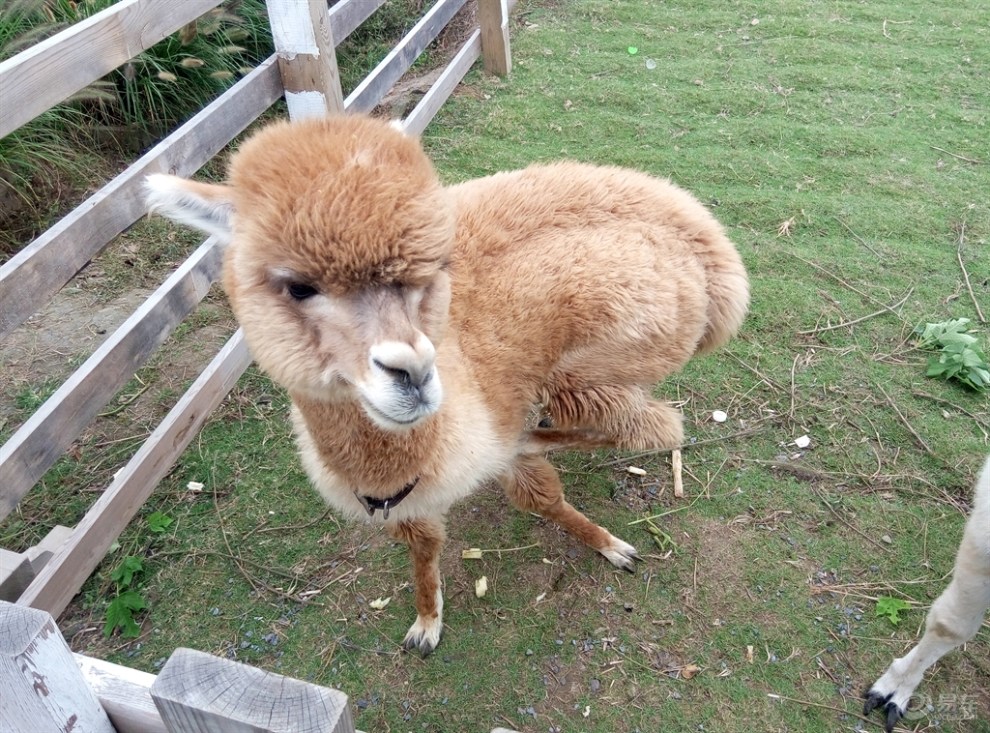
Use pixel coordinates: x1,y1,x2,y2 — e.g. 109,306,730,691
145,114,749,654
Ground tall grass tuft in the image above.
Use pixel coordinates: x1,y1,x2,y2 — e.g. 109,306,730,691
0,0,272,258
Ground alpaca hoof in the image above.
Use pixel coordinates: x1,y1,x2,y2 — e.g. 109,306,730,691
402,615,442,656
863,688,902,733
862,688,890,715
599,534,640,572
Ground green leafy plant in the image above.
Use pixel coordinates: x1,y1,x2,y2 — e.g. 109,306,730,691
147,510,175,534
914,318,990,392
875,596,911,626
104,589,148,638
104,555,146,638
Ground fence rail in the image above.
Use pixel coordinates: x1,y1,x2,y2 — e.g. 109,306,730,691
0,601,357,733
0,0,225,139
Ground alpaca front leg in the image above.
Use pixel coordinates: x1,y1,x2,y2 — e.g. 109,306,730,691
387,517,446,656
864,521,990,732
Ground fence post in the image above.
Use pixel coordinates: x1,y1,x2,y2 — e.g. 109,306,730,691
150,647,355,733
0,600,115,733
265,0,346,119
478,0,511,76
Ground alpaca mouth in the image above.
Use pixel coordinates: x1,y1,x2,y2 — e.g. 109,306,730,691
360,397,436,430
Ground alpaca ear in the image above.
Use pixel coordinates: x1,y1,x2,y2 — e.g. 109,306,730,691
145,174,235,243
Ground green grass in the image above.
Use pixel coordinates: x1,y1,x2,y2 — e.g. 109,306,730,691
11,0,990,731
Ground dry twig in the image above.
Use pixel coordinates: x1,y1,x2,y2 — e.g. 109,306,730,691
930,145,983,165
834,216,883,257
800,289,912,335
768,692,912,731
672,449,684,498
955,221,986,323
790,254,909,325
877,384,933,455
911,390,990,442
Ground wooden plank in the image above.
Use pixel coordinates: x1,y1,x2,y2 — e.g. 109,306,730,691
478,0,511,76
401,0,517,134
151,647,354,733
403,29,481,135
0,601,115,733
268,0,345,119
0,57,282,343
18,331,252,618
24,525,75,574
0,0,223,138
0,239,224,521
76,653,167,733
328,0,389,43
0,550,34,603
345,0,468,114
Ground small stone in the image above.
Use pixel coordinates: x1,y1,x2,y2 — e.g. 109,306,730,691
881,534,893,544
526,648,534,656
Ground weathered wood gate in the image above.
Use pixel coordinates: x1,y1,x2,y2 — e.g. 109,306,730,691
0,0,513,730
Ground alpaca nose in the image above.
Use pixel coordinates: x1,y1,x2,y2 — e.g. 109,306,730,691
370,338,436,389
372,359,433,389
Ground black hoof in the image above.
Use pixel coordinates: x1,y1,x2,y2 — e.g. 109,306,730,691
402,632,438,657
883,701,904,733
863,688,890,716
863,689,902,733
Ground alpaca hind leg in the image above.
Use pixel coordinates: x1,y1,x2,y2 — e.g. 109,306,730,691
500,454,640,570
387,517,446,656
529,385,683,453
864,521,990,731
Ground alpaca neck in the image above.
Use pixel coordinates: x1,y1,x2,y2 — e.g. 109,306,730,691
291,392,445,496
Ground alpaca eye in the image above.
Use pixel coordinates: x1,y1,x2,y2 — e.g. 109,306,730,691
287,282,318,301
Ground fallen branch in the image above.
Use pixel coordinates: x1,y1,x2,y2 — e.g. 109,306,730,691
877,384,933,455
911,390,990,442
956,221,986,323
930,145,983,165
600,423,772,468
790,254,909,325
834,216,882,257
799,288,912,335
628,492,705,526
766,692,911,731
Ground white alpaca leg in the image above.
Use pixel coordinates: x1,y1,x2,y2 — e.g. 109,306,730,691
402,588,444,655
387,517,447,656
865,457,990,732
598,532,642,572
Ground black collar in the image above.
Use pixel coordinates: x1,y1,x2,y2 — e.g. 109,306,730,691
354,477,419,520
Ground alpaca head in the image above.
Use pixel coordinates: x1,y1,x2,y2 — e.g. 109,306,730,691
146,116,455,430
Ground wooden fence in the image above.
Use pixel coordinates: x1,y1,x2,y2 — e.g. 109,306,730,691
0,0,513,729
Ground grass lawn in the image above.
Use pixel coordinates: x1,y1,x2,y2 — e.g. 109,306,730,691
5,0,988,731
